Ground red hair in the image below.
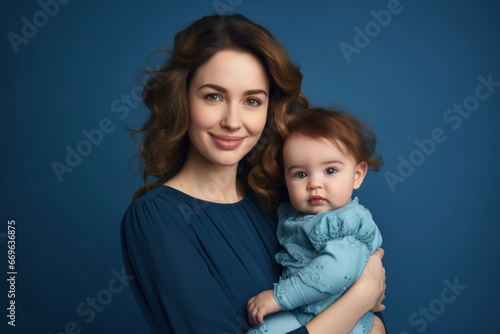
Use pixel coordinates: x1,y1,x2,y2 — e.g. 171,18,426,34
285,108,383,171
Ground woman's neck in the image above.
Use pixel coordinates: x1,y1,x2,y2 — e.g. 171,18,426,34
164,149,244,204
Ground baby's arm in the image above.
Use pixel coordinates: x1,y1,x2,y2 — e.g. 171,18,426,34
246,289,282,325
275,204,382,312
274,237,369,310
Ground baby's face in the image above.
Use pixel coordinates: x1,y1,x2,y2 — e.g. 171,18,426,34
283,133,366,214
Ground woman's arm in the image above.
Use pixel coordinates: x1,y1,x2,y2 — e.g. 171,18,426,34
305,249,386,334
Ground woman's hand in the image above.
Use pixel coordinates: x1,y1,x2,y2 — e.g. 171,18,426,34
369,315,386,334
246,290,281,325
355,248,386,312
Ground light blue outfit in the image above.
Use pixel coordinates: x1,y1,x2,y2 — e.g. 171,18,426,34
247,197,382,334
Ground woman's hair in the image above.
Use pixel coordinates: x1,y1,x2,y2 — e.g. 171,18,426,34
284,107,383,171
128,14,308,206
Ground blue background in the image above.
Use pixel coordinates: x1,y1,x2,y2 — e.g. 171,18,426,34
2,0,499,333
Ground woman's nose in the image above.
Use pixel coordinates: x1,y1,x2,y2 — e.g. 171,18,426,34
220,103,242,131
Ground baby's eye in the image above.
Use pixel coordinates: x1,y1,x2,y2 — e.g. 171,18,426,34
205,94,221,101
246,98,262,106
295,171,307,179
325,168,337,175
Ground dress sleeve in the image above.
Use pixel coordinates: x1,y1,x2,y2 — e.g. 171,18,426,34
121,197,243,334
274,201,383,311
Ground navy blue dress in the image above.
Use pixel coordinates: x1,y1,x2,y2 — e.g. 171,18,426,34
120,185,309,334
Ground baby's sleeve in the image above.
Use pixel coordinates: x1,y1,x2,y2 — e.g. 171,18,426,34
274,200,382,312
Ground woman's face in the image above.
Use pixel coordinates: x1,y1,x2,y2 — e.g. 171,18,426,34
187,50,269,168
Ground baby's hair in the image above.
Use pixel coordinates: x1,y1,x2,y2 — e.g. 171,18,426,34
285,108,383,171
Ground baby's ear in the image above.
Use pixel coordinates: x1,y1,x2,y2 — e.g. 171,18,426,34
353,162,368,189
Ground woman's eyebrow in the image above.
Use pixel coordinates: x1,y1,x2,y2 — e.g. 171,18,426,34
198,83,227,93
245,89,268,97
198,83,268,96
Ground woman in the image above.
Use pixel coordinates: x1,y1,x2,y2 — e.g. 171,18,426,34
121,14,386,334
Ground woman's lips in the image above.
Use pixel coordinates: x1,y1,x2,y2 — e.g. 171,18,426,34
309,195,326,205
210,134,245,150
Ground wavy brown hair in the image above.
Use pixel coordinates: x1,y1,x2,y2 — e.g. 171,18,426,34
128,14,308,209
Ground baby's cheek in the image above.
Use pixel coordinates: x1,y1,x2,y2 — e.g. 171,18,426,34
288,188,303,209
339,184,354,205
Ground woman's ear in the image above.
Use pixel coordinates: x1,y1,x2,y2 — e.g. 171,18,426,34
353,162,368,190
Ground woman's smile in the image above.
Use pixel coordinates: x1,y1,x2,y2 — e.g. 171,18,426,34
210,134,245,150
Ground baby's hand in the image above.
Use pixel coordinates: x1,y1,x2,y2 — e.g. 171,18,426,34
246,290,282,325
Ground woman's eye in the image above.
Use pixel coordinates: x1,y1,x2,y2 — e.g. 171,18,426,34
206,94,221,101
246,98,262,106
295,171,307,178
325,168,337,175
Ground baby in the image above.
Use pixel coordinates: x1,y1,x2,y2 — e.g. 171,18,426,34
247,108,383,334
